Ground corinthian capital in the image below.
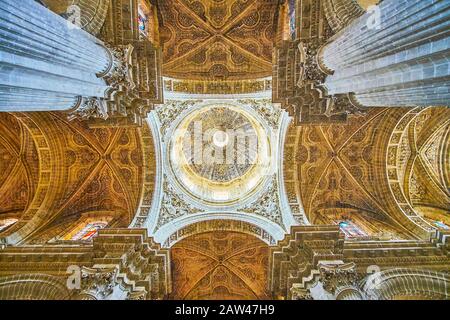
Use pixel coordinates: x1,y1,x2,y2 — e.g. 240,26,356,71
68,97,109,121
72,266,118,300
100,44,135,91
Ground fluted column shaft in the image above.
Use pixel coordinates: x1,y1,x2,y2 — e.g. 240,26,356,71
0,0,112,111
321,0,450,107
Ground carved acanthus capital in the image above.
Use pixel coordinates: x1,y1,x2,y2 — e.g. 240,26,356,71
291,287,313,300
100,44,135,91
75,266,118,300
68,97,109,121
319,261,360,295
325,93,366,118
298,40,329,87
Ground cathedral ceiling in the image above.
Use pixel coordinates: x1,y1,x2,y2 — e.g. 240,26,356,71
0,114,38,221
170,230,270,300
0,113,153,244
284,107,450,240
156,0,278,81
396,108,450,227
149,99,294,244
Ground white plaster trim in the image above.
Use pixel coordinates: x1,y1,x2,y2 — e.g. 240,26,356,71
153,211,286,245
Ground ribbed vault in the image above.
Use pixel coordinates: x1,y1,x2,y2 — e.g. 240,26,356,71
283,107,450,240
170,230,270,300
0,112,154,244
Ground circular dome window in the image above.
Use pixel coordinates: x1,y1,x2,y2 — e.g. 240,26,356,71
168,103,273,205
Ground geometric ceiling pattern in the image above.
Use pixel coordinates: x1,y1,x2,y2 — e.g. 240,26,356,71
0,112,150,244
284,106,450,240
157,0,278,80
170,230,270,300
0,113,36,222
398,107,450,227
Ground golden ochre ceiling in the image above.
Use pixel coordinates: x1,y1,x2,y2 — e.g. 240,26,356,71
284,107,450,240
170,230,270,300
157,0,278,81
0,112,154,244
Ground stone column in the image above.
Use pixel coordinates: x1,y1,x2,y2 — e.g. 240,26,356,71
319,0,450,107
0,0,119,116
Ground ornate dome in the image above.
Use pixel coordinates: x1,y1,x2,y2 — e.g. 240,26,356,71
168,103,272,205
182,106,258,183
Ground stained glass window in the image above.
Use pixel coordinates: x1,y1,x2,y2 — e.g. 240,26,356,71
138,13,147,32
434,221,449,230
70,222,107,241
288,0,296,40
337,221,367,239
0,218,18,232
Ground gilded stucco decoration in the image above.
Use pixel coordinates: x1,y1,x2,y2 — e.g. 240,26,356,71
0,112,152,244
156,0,278,81
149,99,296,244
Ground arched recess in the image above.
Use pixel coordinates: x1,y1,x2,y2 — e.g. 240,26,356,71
160,219,277,248
170,228,270,300
283,108,420,240
363,269,449,300
154,213,286,247
387,107,450,234
42,0,110,36
0,274,70,300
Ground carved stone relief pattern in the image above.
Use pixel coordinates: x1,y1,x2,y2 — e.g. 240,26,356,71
170,231,270,300
284,108,425,239
157,0,278,80
0,112,148,243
